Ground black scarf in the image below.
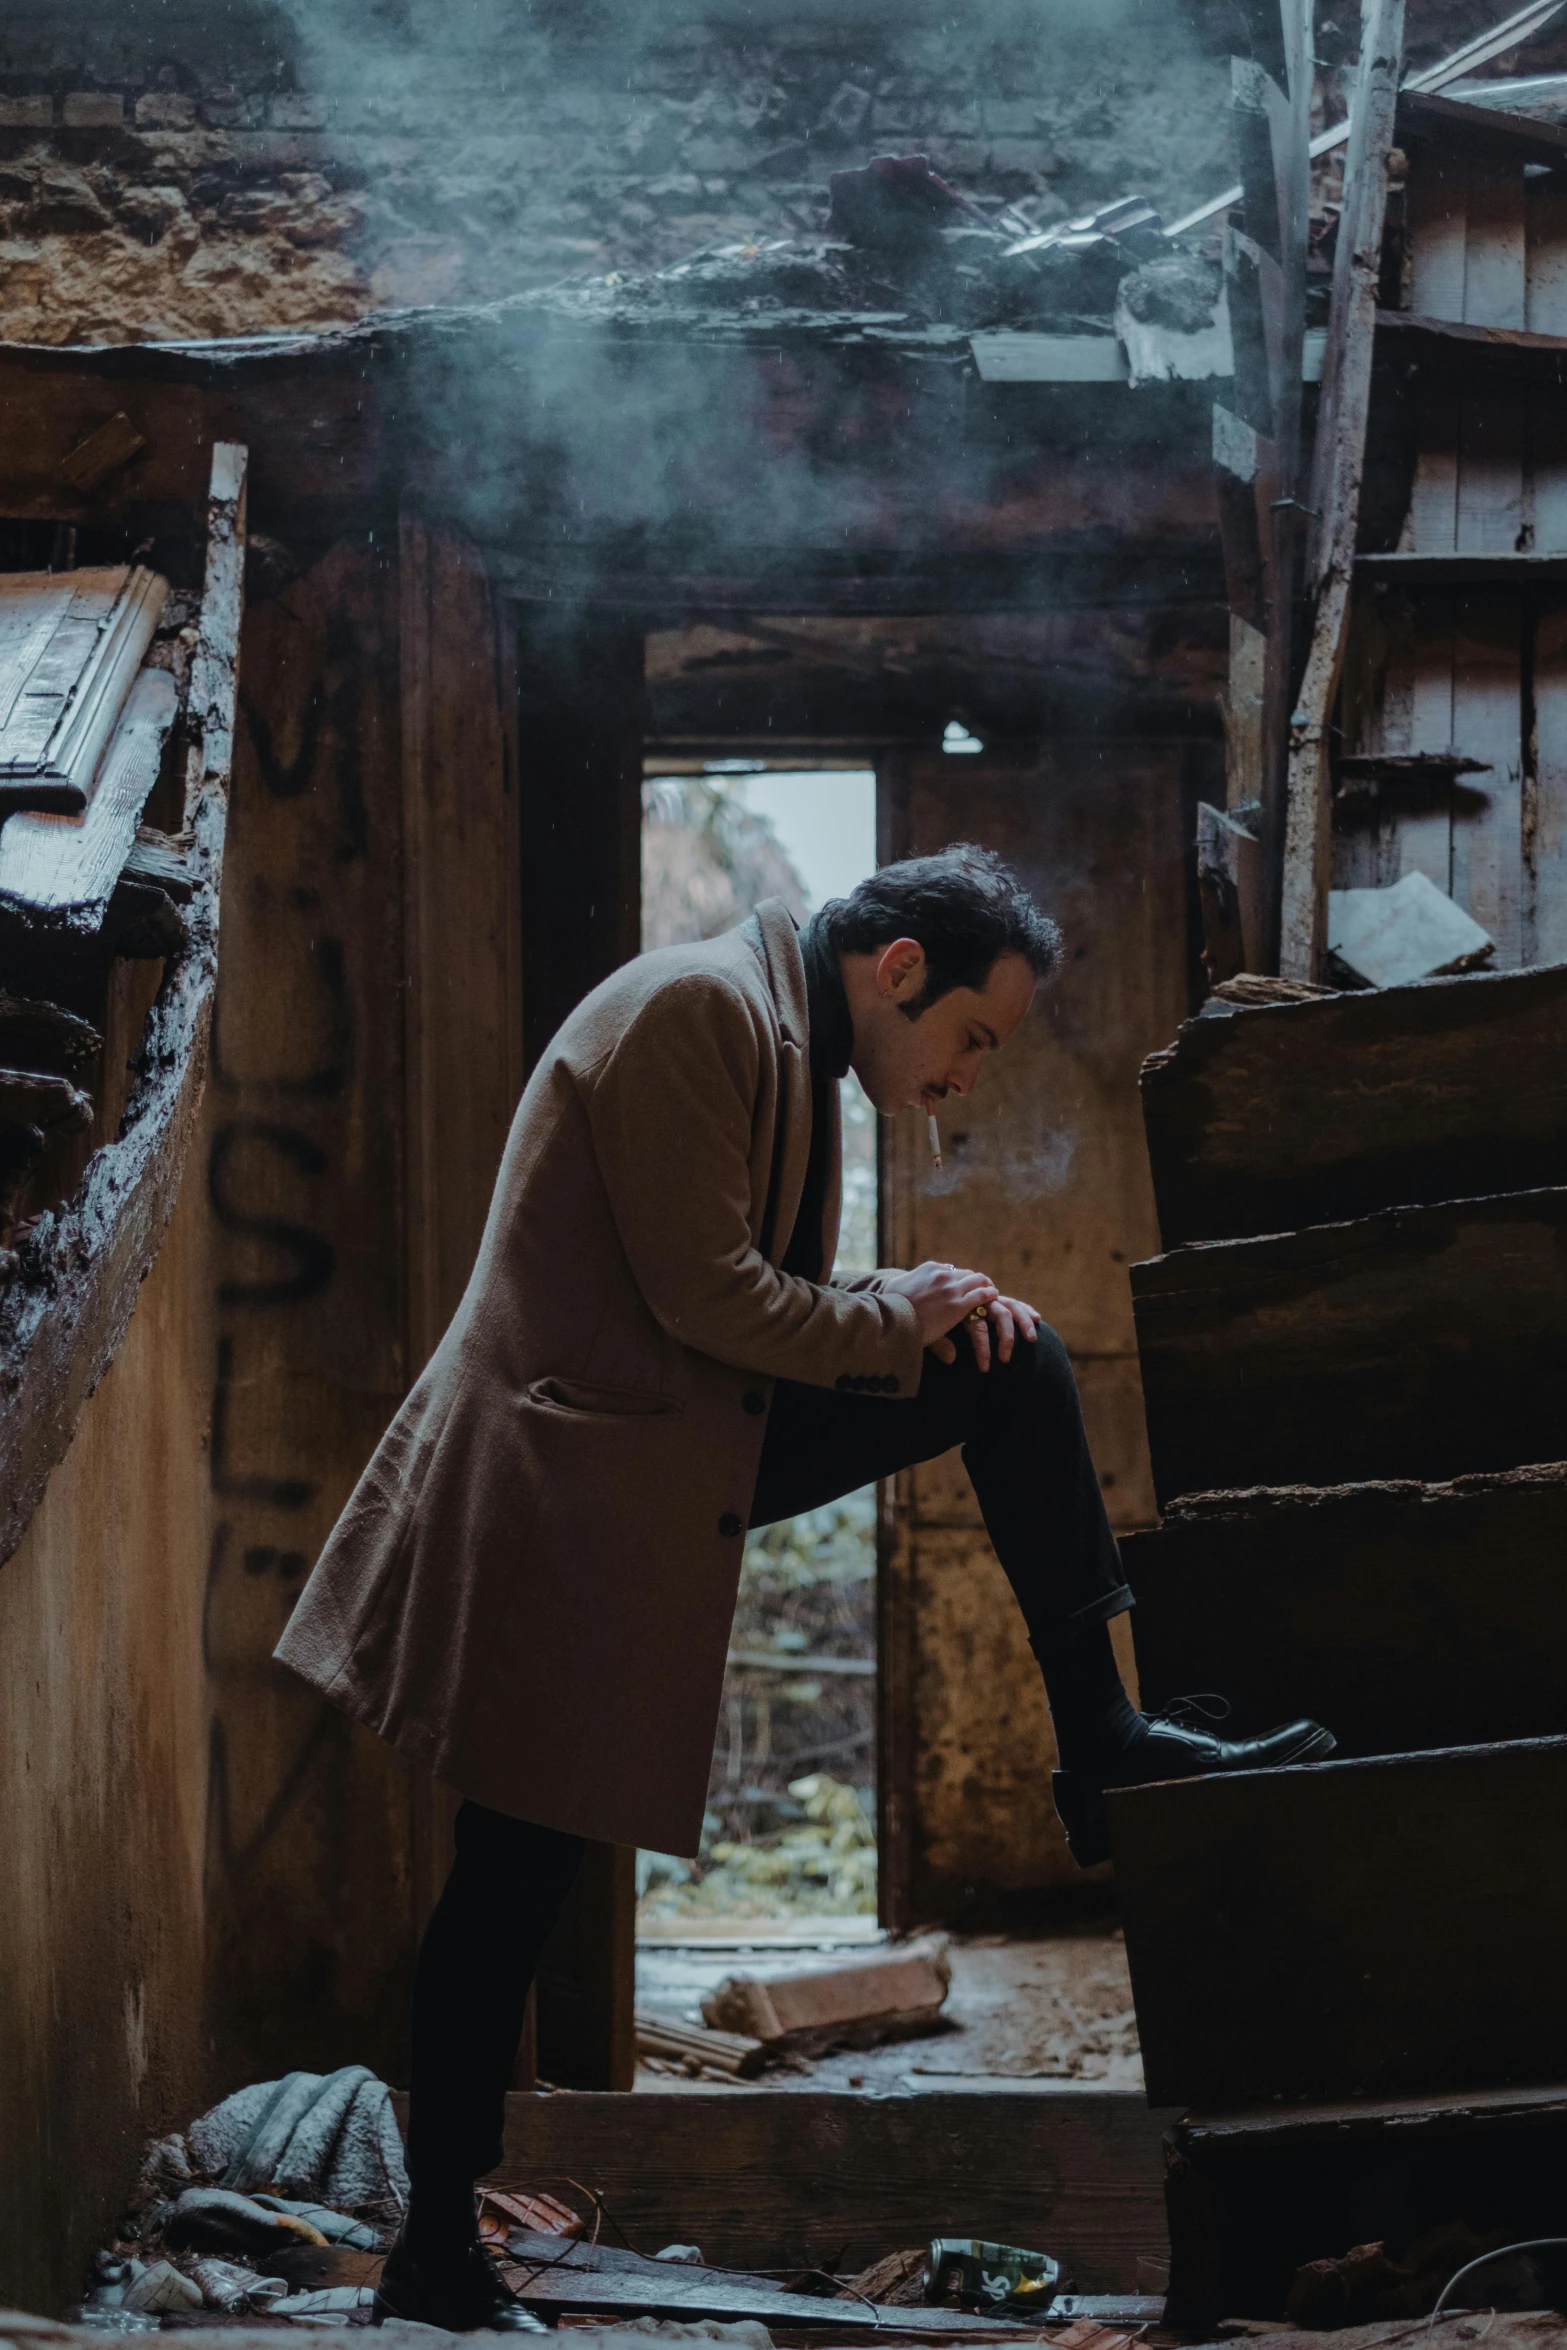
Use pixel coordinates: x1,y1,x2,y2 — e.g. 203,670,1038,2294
782,910,853,1282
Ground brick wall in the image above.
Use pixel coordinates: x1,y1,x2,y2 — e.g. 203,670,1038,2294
0,0,1543,344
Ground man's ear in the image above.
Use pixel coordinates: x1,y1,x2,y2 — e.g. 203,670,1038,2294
874,936,927,1000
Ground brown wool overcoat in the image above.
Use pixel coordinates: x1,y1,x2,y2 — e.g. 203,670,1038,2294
275,900,925,1856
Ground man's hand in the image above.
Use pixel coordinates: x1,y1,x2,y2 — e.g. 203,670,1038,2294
880,1260,999,1361
961,1293,1044,1372
880,1265,1044,1370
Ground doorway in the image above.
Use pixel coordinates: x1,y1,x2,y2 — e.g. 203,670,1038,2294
636,759,881,1934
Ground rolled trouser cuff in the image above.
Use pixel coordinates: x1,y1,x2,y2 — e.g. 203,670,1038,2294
1062,1580,1135,1631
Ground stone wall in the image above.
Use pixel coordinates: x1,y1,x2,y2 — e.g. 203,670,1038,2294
0,0,1515,347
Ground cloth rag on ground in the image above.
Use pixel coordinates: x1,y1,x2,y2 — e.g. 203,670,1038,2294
187,2066,408,2211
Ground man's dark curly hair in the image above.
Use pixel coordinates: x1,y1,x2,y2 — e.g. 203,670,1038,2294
820,843,1062,1013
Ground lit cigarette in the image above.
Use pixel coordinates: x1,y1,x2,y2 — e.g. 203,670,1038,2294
928,1112,942,1168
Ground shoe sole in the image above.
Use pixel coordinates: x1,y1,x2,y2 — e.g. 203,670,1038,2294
1053,1724,1339,1871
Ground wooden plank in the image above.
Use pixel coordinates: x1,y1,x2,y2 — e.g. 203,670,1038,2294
1526,171,1567,333
1139,958,1567,1247
1408,151,1468,322
470,2090,1178,2289
0,578,73,739
1456,388,1525,552
1398,85,1567,168
1529,382,1567,547
1400,601,1459,887
1408,382,1460,552
1459,155,1528,328
1108,1736,1567,2106
0,669,177,924
0,444,245,1568
1278,0,1405,981
1123,1464,1567,1756
1131,1186,1567,1503
1375,307,1567,368
1448,594,1523,959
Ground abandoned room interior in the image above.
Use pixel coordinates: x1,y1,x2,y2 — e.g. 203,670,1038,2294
2,0,1567,2340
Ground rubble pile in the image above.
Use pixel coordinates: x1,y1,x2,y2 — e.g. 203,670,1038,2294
0,1,1248,342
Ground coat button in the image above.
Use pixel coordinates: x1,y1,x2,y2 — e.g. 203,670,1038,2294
742,1390,766,1415
719,1513,744,1538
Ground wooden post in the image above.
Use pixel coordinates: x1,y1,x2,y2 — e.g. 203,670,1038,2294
512,601,644,2085
1279,0,1408,979
399,508,524,1929
516,610,644,1073
1214,5,1311,967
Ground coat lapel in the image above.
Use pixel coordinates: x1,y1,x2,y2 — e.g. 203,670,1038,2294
751,899,815,1270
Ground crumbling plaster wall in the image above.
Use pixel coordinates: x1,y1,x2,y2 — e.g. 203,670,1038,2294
0,0,1504,347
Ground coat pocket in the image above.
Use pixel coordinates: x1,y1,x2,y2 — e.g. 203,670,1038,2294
526,1376,682,1419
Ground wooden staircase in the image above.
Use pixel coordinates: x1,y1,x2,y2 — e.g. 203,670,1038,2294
1109,962,1567,2322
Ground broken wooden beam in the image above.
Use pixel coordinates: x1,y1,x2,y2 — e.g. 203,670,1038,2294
702,1936,951,2056
1139,960,1567,1248
1133,1183,1567,1502
1124,1463,1567,1756
1110,1735,1567,2107
121,826,196,905
1279,0,1406,982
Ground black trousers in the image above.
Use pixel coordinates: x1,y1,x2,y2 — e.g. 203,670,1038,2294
405,1321,1128,2206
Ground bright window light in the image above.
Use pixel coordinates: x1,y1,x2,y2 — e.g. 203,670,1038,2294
943,720,982,754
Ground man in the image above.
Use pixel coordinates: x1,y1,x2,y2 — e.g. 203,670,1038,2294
277,843,1332,2332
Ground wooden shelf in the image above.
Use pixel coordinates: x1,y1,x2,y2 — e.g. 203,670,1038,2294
1397,87,1567,167
1375,308,1567,374
1357,549,1567,581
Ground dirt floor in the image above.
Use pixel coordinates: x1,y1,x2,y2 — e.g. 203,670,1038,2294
635,1923,1143,2093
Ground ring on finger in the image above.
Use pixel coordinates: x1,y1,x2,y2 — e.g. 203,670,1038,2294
966,1304,989,1323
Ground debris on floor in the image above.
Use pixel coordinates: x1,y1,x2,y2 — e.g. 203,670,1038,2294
635,1924,1143,2093
634,2015,771,2081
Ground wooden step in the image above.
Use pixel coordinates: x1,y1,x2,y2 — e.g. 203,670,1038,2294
416,2088,1181,2292
1139,961,1567,1250
1122,1464,1567,1756
1107,1736,1567,2109
1131,1186,1567,1503
1164,2084,1567,2326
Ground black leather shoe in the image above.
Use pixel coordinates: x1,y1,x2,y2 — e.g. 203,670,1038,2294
372,2239,548,2332
1052,1711,1336,1869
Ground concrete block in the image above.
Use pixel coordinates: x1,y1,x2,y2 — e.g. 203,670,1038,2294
0,94,53,128
134,92,196,130
62,92,125,128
